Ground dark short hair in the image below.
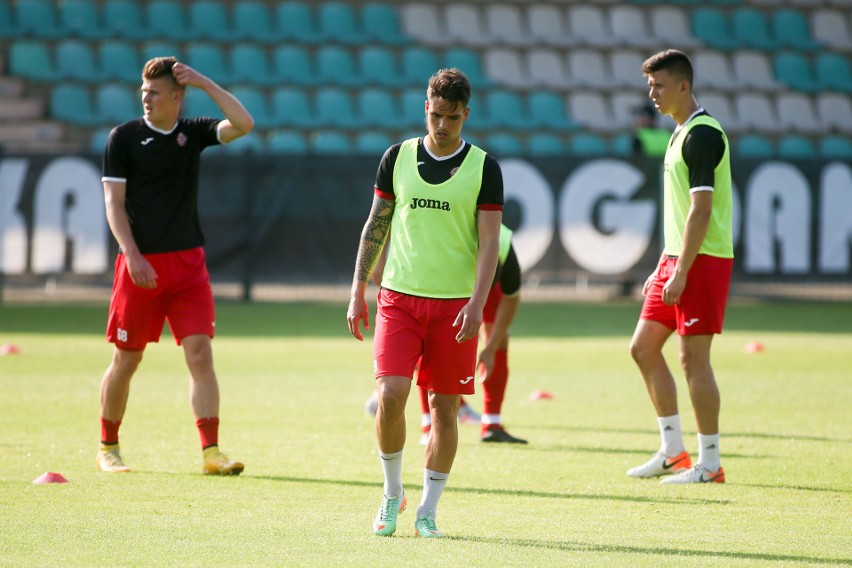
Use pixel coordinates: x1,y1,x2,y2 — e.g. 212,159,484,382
427,68,471,108
642,49,693,88
143,56,181,87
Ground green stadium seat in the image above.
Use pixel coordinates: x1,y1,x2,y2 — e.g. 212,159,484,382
277,2,322,43
310,131,352,154
147,0,195,41
610,134,635,157
732,8,781,51
104,0,148,40
233,1,280,42
60,0,109,39
271,87,318,128
359,46,400,88
819,136,852,159
96,84,138,124
315,87,361,128
362,3,409,45
528,92,578,132
484,91,528,131
401,47,439,86
772,9,821,51
0,1,14,38
316,46,359,86
355,132,393,155
99,41,140,83
528,133,567,156
221,132,265,154
777,135,817,159
400,88,427,128
9,41,59,82
231,87,275,129
272,46,317,86
183,88,223,119
15,0,63,39
231,44,276,86
56,40,101,82
267,130,308,153
692,8,742,51
141,41,183,63
815,53,852,93
190,0,234,42
444,48,492,88
357,88,400,129
774,53,822,93
89,127,113,154
736,135,774,158
50,84,99,125
486,133,523,156
570,133,608,156
318,2,361,44
186,44,232,84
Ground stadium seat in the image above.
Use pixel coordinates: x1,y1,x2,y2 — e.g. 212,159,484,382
231,44,276,87
569,133,608,156
141,41,183,63
233,1,280,42
271,87,318,128
9,41,59,82
89,127,113,154
811,9,852,51
483,49,530,90
277,1,322,43
735,93,783,133
610,50,648,91
354,131,393,155
699,91,743,133
267,130,308,153
568,92,620,133
99,41,140,83
362,3,409,45
528,133,567,156
103,0,148,40
528,49,573,90
610,6,659,48
566,5,617,48
445,4,490,47
231,87,275,129
189,0,234,42
776,93,824,135
0,1,13,38
486,133,523,156
50,83,99,125
96,84,138,124
221,132,265,154
819,136,852,159
527,4,575,48
484,91,529,131
610,134,635,157
528,92,578,131
611,92,648,130
60,0,109,39
183,88,223,118
732,8,781,51
736,135,774,158
567,50,612,89
484,4,533,46
773,9,821,51
692,8,741,51
399,3,446,46
318,2,361,44
732,51,785,92
359,47,400,88
815,53,852,93
55,40,101,82
774,53,822,93
357,88,400,129
401,47,439,86
310,131,352,154
400,88,427,128
15,0,63,39
443,48,491,88
777,135,817,159
272,46,317,86
816,93,852,133
649,7,702,49
316,46,359,86
186,44,232,84
147,0,195,41
315,87,361,128
692,51,737,91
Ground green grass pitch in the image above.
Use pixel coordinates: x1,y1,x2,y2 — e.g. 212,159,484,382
0,300,849,566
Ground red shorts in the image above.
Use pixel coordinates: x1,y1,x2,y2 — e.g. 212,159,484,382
641,254,733,335
482,282,503,324
107,247,215,351
373,288,478,395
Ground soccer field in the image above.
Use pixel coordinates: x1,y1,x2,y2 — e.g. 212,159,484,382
0,300,849,567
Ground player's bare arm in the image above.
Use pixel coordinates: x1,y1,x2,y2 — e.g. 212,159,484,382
454,209,501,343
347,195,395,340
663,190,712,305
103,180,157,289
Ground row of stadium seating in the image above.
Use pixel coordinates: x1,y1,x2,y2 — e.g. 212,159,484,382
10,40,852,96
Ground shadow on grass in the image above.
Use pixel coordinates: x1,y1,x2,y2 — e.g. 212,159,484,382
736,482,852,495
518,444,772,460
248,474,731,506
445,535,850,565
525,424,851,444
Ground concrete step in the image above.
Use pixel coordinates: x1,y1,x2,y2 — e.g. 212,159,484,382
0,97,45,120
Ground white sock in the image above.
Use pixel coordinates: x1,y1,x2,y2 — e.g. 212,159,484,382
697,433,721,472
379,449,403,497
416,468,448,520
657,414,685,456
481,413,501,426
421,413,432,428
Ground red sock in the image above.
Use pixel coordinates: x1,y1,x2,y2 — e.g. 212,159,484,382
196,417,220,450
483,349,509,418
100,418,121,445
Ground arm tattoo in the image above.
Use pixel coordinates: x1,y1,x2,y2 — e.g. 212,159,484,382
354,196,394,283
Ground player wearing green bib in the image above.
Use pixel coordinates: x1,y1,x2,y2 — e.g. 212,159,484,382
628,50,733,485
347,69,503,537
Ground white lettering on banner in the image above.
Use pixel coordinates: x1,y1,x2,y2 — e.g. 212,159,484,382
744,163,811,274
558,160,655,275
819,164,852,273
32,157,107,274
0,159,28,273
499,159,554,272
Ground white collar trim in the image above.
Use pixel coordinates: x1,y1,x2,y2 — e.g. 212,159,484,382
144,116,178,135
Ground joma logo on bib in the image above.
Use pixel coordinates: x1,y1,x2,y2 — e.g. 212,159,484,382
410,198,451,211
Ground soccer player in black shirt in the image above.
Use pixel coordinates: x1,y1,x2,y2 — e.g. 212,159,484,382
97,57,254,475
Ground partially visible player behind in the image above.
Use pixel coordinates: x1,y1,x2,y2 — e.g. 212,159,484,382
97,57,254,475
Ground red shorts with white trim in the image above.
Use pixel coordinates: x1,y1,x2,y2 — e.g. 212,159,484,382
106,247,215,351
373,288,478,395
640,254,733,335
